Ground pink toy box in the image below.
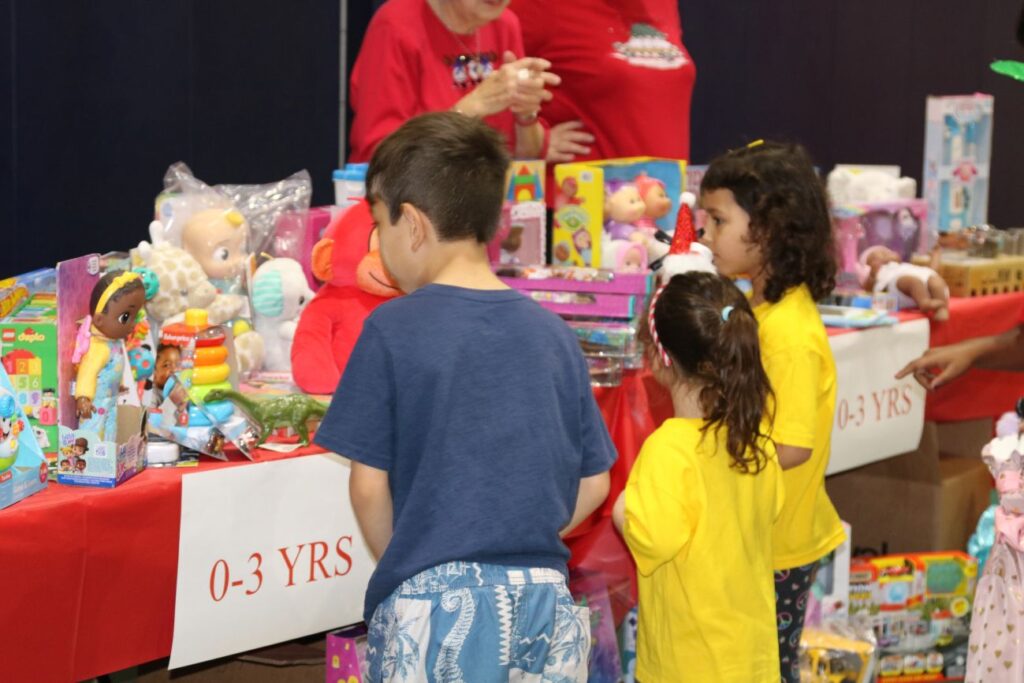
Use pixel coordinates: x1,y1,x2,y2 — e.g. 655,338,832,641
552,157,687,269
833,199,931,290
325,624,368,683
488,161,547,267
273,207,335,291
0,362,48,510
496,265,652,319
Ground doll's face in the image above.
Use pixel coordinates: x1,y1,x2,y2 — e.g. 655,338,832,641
622,246,645,272
642,184,672,220
182,210,249,281
573,229,591,252
605,185,646,224
93,287,146,340
501,226,524,253
866,246,901,272
153,347,181,390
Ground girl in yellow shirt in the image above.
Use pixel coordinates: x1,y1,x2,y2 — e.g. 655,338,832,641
613,271,784,683
700,140,847,682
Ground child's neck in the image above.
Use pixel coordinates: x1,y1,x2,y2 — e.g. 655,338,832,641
430,241,508,291
749,269,768,308
671,381,705,420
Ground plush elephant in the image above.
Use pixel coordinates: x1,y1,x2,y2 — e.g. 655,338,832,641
251,258,314,373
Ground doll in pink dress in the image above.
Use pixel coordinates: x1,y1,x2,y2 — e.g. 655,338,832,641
966,405,1024,682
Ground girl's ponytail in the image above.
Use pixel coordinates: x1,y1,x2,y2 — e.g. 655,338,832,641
643,272,773,472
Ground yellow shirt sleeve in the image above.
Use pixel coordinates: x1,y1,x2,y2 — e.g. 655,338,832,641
75,337,110,400
623,438,706,577
763,346,822,450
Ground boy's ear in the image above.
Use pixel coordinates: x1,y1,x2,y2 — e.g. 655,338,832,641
401,202,432,251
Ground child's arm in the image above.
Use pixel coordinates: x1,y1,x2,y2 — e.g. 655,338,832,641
777,444,812,470
896,324,1024,389
349,461,393,561
762,346,824,471
561,471,610,537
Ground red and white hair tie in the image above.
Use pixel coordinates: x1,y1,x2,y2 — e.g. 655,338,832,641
647,286,671,367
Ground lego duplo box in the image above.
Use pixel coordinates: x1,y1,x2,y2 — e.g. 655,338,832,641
552,157,686,269
0,292,59,465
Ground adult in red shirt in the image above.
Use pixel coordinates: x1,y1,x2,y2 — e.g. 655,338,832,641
510,0,697,163
348,0,560,162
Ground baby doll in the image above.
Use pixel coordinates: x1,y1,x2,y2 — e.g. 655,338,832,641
181,208,249,294
74,271,147,441
858,245,950,321
634,173,673,233
603,180,646,241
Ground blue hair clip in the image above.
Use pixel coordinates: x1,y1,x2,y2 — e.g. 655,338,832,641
721,305,735,322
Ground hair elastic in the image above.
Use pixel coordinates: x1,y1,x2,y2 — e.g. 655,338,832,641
95,272,142,315
747,139,765,148
647,286,672,367
721,305,735,322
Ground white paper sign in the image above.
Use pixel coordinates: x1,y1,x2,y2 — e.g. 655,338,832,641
827,318,929,474
170,453,374,669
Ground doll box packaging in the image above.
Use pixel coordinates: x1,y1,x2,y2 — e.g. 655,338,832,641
56,255,147,488
488,161,547,267
1,292,59,466
833,199,931,290
0,362,48,510
552,157,687,269
922,94,994,234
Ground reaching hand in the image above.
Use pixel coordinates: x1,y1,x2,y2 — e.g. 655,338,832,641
895,338,986,390
546,121,594,163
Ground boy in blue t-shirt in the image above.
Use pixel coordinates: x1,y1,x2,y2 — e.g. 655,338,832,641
315,111,616,682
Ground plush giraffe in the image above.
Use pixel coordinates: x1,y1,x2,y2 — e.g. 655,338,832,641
136,241,264,373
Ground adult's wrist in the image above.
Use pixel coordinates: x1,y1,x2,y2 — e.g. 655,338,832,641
514,110,539,126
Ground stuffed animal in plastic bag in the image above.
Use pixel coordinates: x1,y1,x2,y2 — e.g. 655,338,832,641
136,226,264,373
251,257,314,373
292,200,402,394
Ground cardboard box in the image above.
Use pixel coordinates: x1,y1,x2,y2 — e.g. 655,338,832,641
1,293,60,465
136,639,326,683
826,422,992,555
936,418,994,459
922,94,993,233
936,253,1024,297
552,157,686,268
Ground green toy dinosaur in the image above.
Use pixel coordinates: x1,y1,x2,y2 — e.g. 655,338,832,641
203,389,328,446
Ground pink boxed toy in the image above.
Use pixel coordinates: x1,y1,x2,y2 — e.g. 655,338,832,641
326,624,368,683
496,265,652,319
488,161,547,266
272,207,334,291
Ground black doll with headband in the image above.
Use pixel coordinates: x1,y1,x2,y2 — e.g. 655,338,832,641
73,271,146,441
613,270,784,681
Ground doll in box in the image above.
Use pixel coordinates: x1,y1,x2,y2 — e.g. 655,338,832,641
603,180,646,241
634,173,673,233
965,406,1024,682
858,245,950,321
73,271,147,441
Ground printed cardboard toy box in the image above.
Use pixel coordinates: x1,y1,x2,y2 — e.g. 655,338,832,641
922,94,993,234
488,160,547,267
552,157,686,269
0,362,48,510
1,292,59,465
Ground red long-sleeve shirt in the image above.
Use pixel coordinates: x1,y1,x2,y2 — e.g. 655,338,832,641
348,0,527,162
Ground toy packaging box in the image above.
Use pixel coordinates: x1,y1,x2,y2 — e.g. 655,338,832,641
0,363,48,510
1,291,60,466
922,94,994,234
833,199,932,291
325,623,369,683
488,161,547,267
569,571,623,683
807,521,853,627
496,265,652,319
145,309,261,461
849,551,976,682
56,255,147,488
552,157,686,269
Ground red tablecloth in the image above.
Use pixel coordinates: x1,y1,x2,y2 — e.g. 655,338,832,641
3,293,1021,681
925,292,1024,422
0,443,325,683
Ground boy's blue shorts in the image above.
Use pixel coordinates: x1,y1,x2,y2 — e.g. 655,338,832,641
366,561,591,682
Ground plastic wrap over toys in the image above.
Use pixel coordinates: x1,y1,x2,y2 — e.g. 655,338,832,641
134,163,313,377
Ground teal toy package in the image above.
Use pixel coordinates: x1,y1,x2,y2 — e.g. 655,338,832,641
0,363,48,510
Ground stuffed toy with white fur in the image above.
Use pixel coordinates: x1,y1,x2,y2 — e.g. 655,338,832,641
649,192,716,283
828,168,917,204
251,258,314,373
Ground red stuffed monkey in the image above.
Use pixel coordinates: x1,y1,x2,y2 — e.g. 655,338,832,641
291,200,401,394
